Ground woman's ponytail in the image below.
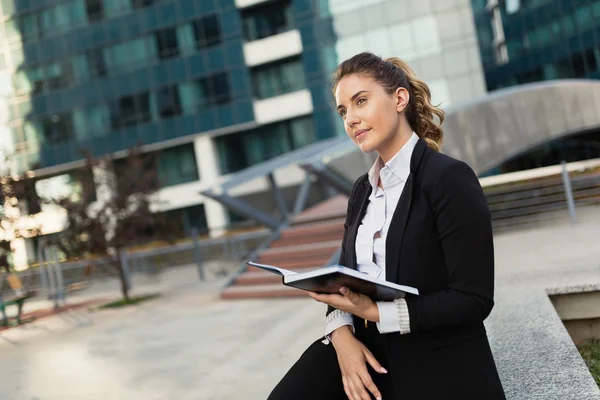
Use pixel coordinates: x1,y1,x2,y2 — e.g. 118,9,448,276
384,57,445,152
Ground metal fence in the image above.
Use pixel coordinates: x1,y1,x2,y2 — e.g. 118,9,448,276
482,158,600,233
0,228,270,298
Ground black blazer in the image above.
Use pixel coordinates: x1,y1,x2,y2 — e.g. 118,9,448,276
329,138,506,399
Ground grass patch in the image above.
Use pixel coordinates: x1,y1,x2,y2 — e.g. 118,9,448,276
98,293,161,309
577,339,600,387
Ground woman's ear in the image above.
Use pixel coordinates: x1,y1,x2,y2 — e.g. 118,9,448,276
395,87,410,113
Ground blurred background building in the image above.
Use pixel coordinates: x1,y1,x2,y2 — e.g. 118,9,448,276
1,0,599,266
472,0,600,174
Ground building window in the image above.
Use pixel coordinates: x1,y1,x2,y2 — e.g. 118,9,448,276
73,103,110,140
164,204,208,236
104,37,157,74
156,144,199,187
40,114,74,144
45,61,74,90
251,58,306,99
242,0,293,41
156,86,181,118
216,116,315,173
87,48,107,77
179,72,231,113
86,0,104,21
155,27,179,59
204,72,231,104
110,92,151,129
193,14,221,49
131,0,159,8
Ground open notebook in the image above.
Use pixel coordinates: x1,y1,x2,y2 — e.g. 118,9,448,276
247,261,419,301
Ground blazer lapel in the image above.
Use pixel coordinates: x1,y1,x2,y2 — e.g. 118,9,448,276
347,180,371,270
386,139,428,283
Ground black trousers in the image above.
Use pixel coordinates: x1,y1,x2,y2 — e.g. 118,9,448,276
268,319,396,400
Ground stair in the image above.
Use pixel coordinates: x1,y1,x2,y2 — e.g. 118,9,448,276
221,195,347,300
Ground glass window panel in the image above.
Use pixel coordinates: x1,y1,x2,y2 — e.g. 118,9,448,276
289,117,315,149
86,0,104,21
241,0,292,41
111,92,150,129
179,81,207,114
209,72,230,104
156,86,181,118
177,24,195,55
155,27,179,59
87,48,106,77
21,14,40,41
131,0,159,8
193,14,221,49
55,3,72,28
40,114,74,144
104,0,130,18
72,54,90,82
40,8,55,35
252,58,305,99
69,0,87,25
72,108,87,139
157,145,198,186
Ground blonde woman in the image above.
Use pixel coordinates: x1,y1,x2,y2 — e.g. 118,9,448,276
268,52,505,400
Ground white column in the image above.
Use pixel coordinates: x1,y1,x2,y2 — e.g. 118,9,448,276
194,135,229,238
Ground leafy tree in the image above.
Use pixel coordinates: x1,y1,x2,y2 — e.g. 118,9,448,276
48,147,181,301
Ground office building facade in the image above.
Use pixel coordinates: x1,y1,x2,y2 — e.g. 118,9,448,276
0,0,486,266
471,0,600,173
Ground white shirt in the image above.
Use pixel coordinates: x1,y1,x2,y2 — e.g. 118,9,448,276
323,132,418,341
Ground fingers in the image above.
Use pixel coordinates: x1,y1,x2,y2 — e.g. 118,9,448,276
364,349,388,375
358,369,382,400
340,286,359,301
350,372,377,400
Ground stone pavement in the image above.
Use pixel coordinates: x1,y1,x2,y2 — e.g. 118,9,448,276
0,218,599,399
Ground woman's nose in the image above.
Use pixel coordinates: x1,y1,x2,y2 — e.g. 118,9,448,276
345,112,360,127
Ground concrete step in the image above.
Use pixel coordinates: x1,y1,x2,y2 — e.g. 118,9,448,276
290,195,348,226
260,240,341,257
221,283,308,300
271,219,344,248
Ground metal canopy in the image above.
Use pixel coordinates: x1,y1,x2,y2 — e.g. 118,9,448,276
201,136,355,231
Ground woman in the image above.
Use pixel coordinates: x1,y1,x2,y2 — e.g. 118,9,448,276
268,52,506,400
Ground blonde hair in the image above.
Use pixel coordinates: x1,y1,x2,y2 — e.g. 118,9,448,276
332,52,445,152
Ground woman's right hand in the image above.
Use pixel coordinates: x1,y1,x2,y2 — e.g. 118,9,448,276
331,326,388,400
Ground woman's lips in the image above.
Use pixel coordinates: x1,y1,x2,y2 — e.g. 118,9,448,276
355,129,370,140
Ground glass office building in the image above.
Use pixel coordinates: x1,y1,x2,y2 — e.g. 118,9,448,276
472,0,600,174
1,0,489,265
472,0,600,91
0,0,339,248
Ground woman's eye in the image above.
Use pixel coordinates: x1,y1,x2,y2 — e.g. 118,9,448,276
357,98,366,105
339,109,347,117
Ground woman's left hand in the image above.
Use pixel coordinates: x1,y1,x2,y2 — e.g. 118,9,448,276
309,287,380,322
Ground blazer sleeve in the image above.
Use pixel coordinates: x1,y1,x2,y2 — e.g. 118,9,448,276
405,161,495,334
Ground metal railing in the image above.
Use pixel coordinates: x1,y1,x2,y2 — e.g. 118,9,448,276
0,228,270,298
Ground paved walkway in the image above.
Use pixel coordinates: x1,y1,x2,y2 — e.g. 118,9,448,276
0,217,599,399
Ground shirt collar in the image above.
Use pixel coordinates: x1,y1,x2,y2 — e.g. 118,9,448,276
367,132,419,192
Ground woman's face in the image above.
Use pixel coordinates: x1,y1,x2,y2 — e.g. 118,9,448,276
334,74,409,158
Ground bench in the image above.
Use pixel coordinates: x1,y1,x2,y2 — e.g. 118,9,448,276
0,273,34,327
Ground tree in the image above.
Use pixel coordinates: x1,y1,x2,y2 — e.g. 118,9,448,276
48,147,182,301
0,165,42,274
